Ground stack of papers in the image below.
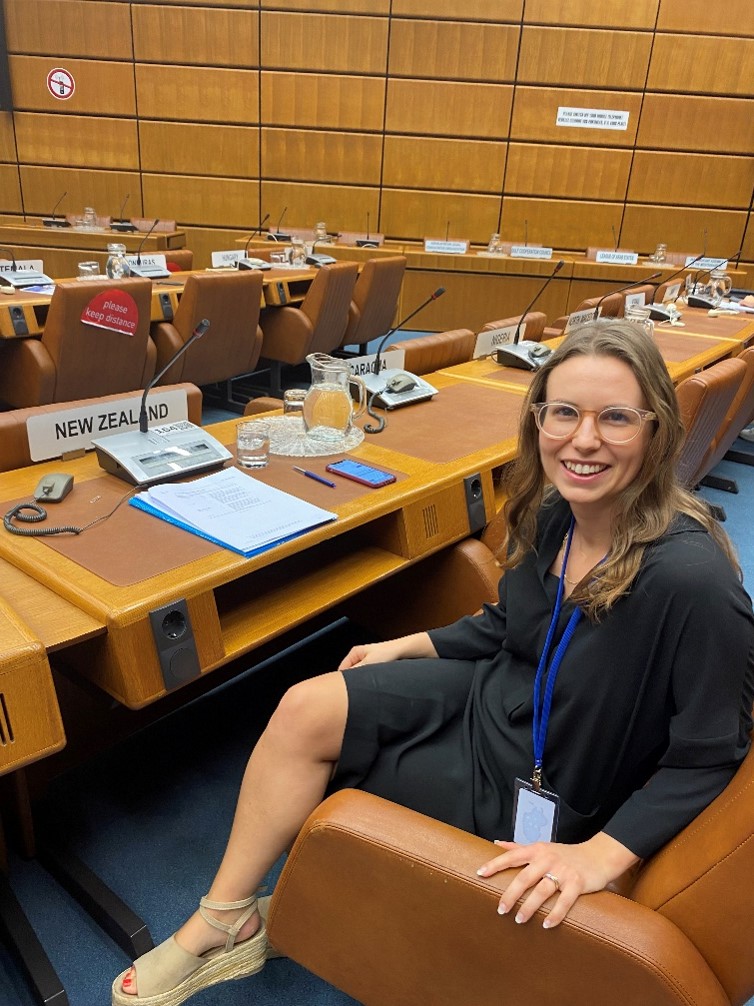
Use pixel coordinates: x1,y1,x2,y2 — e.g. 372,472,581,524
130,467,337,557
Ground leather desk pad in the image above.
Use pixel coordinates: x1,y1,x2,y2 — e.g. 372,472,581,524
652,330,722,361
2,456,406,588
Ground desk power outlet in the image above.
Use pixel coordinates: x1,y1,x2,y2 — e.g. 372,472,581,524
148,599,201,691
463,473,486,534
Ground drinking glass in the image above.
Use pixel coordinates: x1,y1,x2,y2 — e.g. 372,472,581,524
236,420,270,468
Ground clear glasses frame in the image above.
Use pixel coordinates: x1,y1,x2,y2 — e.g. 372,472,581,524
531,402,657,444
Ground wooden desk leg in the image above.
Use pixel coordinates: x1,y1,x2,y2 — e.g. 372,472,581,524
0,819,69,1006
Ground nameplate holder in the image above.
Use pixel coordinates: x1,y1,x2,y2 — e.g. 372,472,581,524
509,245,553,260
0,258,44,274
345,349,406,377
663,282,681,303
564,307,600,333
473,324,521,359
211,249,244,268
595,250,638,265
26,388,189,462
687,257,728,271
423,239,470,255
624,291,647,310
126,253,169,278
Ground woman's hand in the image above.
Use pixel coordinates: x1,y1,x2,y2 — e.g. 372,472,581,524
476,832,639,928
338,632,437,671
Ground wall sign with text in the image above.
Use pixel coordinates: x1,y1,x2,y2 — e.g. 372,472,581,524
556,107,629,130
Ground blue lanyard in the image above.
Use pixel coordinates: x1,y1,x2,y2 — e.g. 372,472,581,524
531,517,583,790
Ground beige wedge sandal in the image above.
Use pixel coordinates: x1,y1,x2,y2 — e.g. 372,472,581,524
111,893,267,1006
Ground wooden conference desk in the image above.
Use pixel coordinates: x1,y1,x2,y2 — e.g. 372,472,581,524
0,265,317,339
0,222,186,281
0,372,521,713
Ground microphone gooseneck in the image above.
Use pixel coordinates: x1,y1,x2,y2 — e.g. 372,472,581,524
591,272,662,321
0,246,18,270
275,207,287,235
136,218,160,265
118,193,130,222
245,213,271,256
364,287,446,435
50,191,67,222
514,260,564,343
139,319,210,433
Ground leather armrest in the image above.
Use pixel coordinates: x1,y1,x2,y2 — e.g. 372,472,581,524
269,790,728,1006
244,396,283,415
0,339,56,408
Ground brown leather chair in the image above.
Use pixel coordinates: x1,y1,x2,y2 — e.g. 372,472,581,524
480,311,548,342
0,384,203,473
675,356,746,489
151,271,264,398
165,249,194,272
131,217,177,233
622,284,656,309
268,731,754,1006
259,262,358,395
388,328,476,374
0,278,154,409
339,256,407,353
695,347,754,493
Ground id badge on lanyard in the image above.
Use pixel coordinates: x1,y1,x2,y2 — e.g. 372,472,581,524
512,517,583,844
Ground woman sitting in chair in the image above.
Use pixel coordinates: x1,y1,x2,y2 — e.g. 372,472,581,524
114,321,754,1006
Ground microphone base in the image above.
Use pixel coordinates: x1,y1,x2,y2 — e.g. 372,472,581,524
355,239,379,248
41,218,71,228
648,304,673,322
266,232,291,242
495,341,552,371
111,220,138,232
237,258,272,271
687,294,717,310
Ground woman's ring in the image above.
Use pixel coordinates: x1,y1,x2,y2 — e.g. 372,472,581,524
543,872,560,891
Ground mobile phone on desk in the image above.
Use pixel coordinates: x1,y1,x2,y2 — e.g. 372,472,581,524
325,459,396,488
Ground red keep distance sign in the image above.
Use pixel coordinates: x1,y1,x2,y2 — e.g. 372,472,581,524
81,290,139,336
47,68,75,100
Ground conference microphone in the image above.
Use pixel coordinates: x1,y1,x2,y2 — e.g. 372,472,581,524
494,260,564,372
0,246,51,290
590,272,661,320
0,246,17,270
364,287,445,435
242,213,271,259
111,193,137,232
42,191,71,228
135,218,160,265
356,211,378,248
611,225,619,251
267,207,290,241
687,247,742,309
139,319,210,433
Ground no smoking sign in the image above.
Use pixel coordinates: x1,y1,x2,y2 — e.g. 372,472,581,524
47,68,75,100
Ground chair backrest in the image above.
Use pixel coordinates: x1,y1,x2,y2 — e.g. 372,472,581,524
675,356,746,487
623,284,656,309
41,277,155,402
131,217,177,233
0,384,204,473
573,293,624,318
629,706,754,1006
154,271,264,386
166,249,194,272
340,256,407,349
698,347,754,474
389,329,476,374
480,311,547,342
300,262,359,354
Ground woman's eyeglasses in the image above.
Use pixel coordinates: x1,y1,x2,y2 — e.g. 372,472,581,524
531,402,657,444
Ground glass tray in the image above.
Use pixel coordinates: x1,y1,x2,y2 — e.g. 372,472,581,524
267,416,364,457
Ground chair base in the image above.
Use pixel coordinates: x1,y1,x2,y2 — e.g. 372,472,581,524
725,447,754,466
0,872,68,1006
700,473,739,493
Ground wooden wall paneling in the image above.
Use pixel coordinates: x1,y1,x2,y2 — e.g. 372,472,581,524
142,173,260,228
518,28,653,89
181,225,254,270
628,151,754,208
400,267,570,332
260,181,379,234
385,80,514,139
636,95,754,155
262,130,383,185
380,189,502,243
648,35,754,96
4,0,133,59
392,0,522,19
261,13,388,74
14,113,139,169
505,144,633,201
135,65,260,123
139,121,259,177
132,5,260,67
509,87,642,145
0,165,22,212
261,0,389,11
382,136,506,193
739,219,754,265
387,21,520,81
656,0,754,35
500,197,624,252
19,165,143,219
261,73,385,131
620,205,748,259
0,114,16,161
10,56,136,115
523,0,659,29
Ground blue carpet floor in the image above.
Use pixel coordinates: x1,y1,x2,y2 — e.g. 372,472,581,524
2,436,754,1006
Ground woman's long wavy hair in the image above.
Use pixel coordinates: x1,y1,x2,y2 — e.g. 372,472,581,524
500,320,740,619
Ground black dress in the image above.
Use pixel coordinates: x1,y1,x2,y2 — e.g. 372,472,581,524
330,497,754,859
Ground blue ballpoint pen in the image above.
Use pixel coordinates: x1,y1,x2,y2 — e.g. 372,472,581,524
292,466,337,488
